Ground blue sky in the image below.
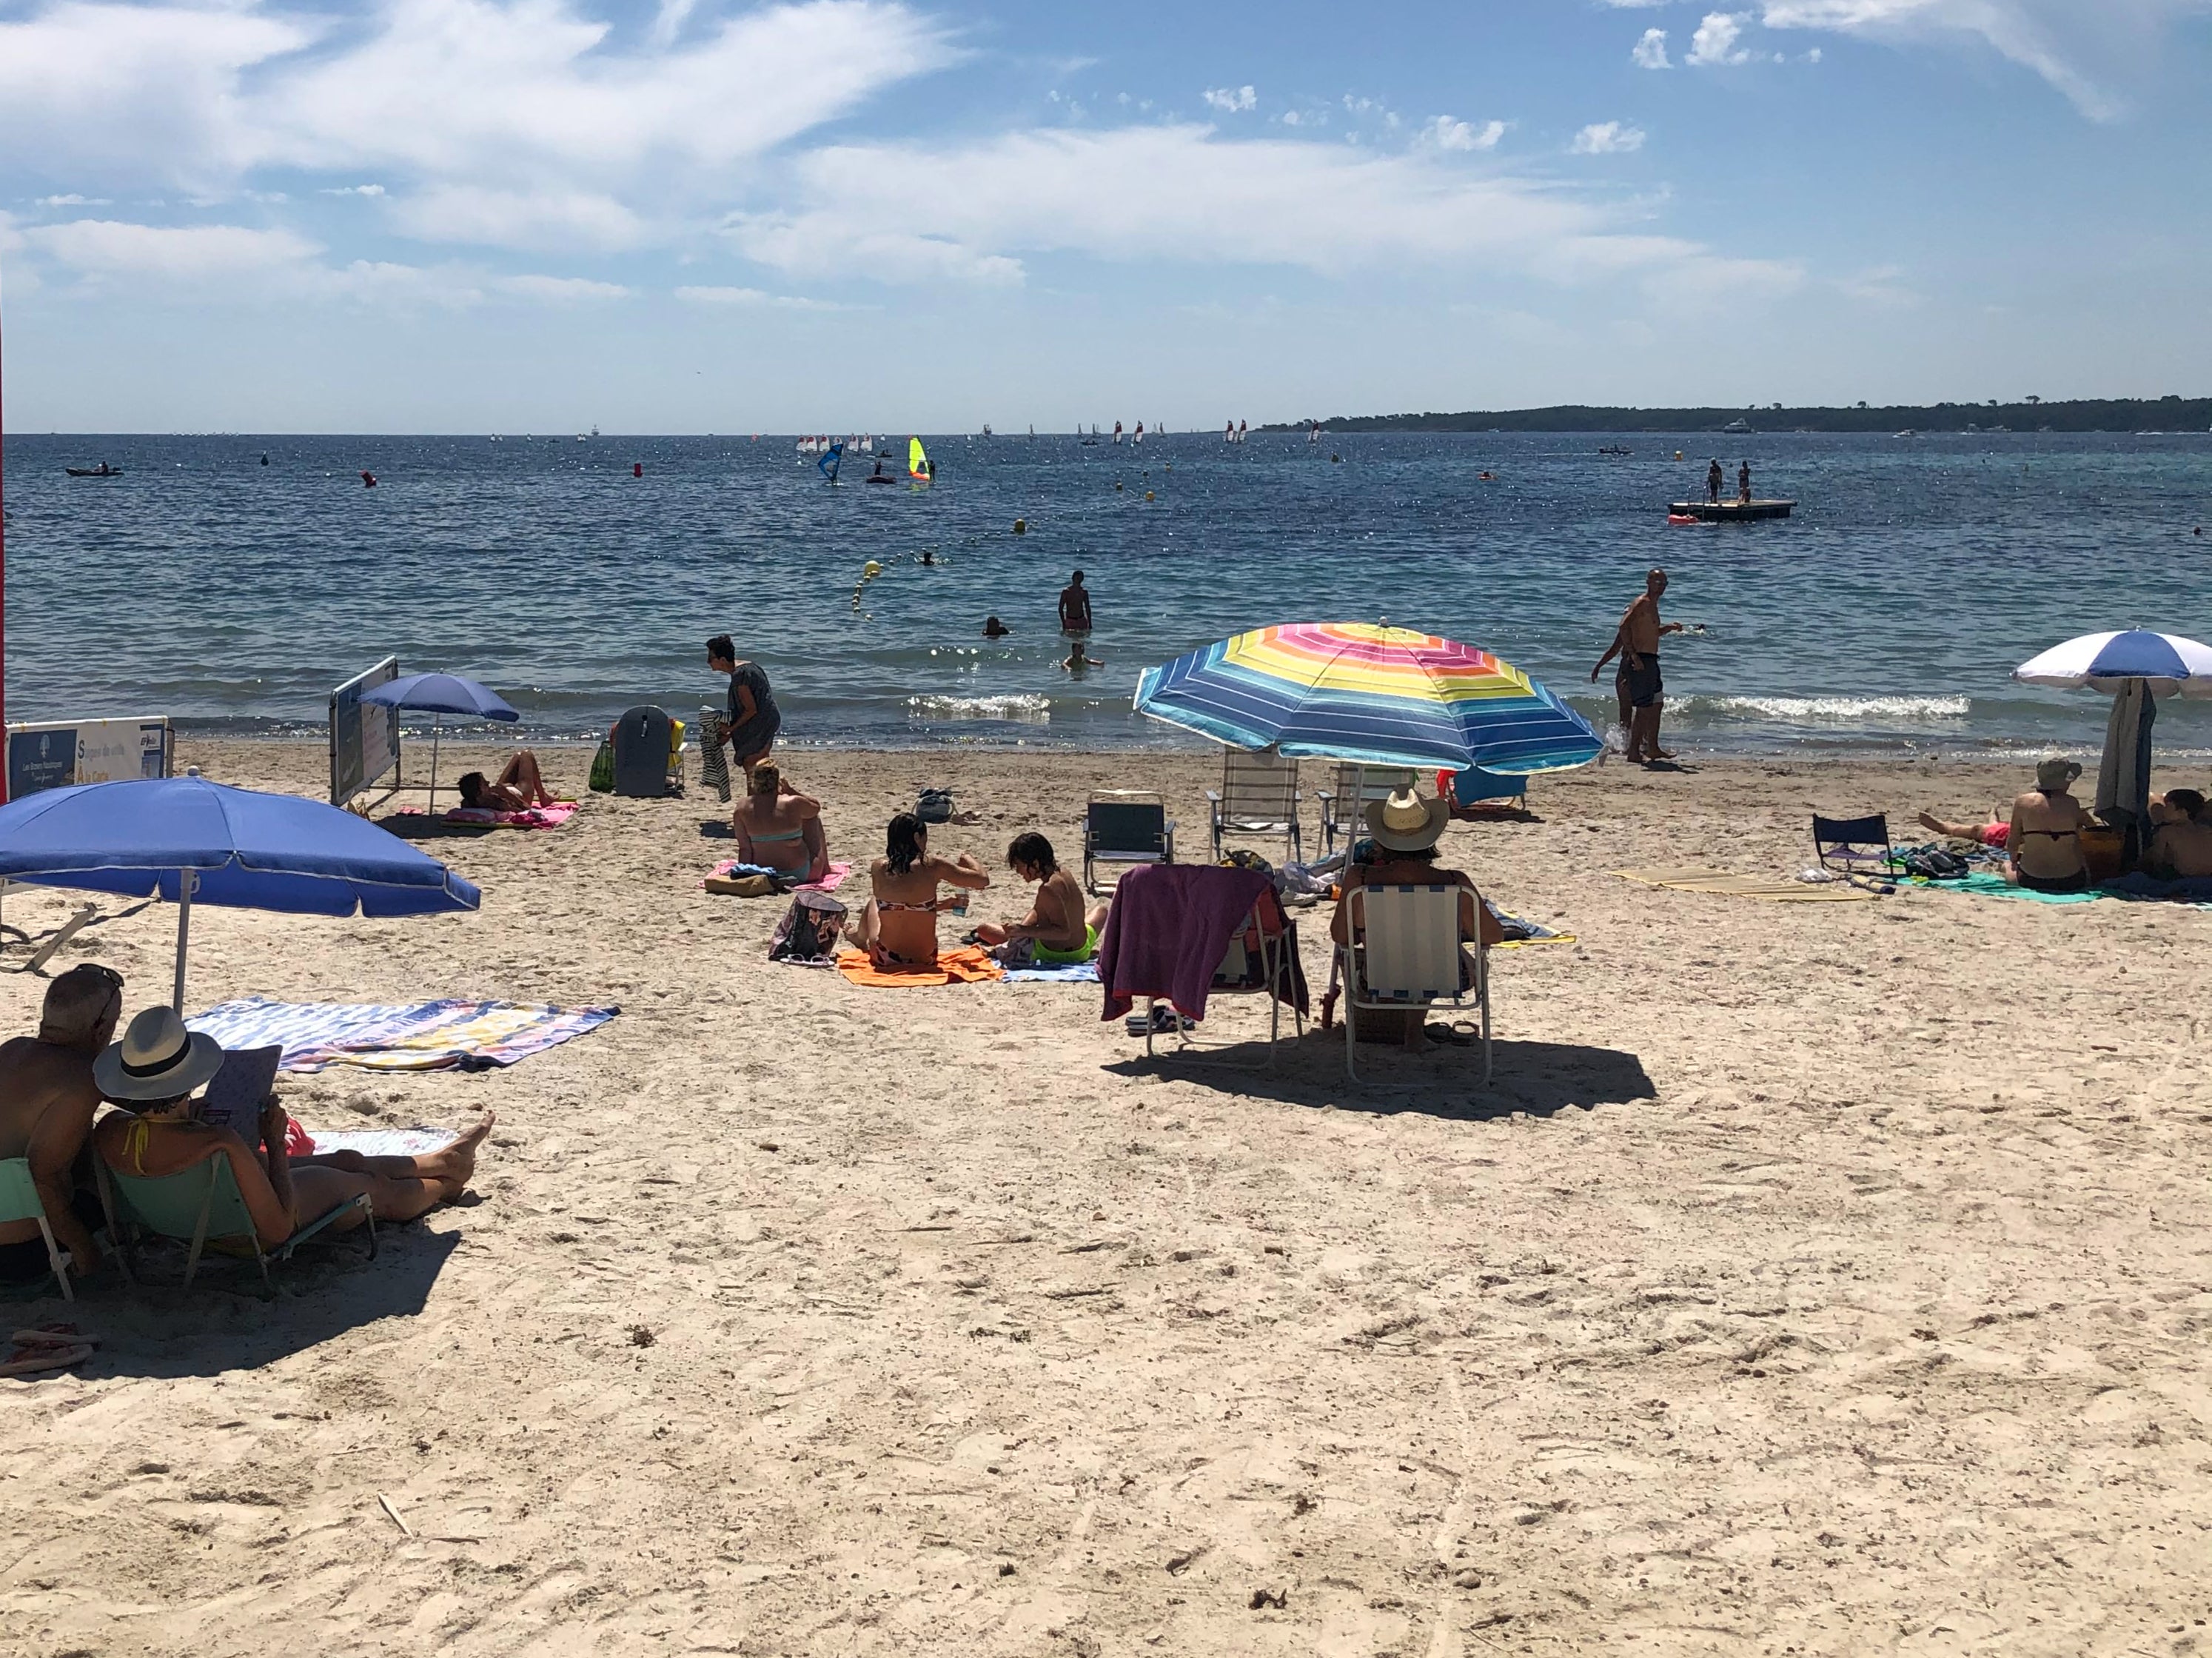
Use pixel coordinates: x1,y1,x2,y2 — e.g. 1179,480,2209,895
2,0,2208,431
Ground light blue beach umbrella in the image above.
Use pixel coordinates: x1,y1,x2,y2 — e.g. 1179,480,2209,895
359,672,520,809
0,774,480,1009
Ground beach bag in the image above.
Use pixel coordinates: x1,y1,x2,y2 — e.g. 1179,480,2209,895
588,738,615,794
769,891,847,963
916,787,956,824
1893,843,1969,880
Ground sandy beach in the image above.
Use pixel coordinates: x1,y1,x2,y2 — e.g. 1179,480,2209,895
4,739,2209,1657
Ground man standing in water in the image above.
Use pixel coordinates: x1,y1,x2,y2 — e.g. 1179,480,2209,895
1059,569,1093,634
1591,568,1683,763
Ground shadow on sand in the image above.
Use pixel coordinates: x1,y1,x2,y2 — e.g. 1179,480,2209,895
1104,1032,1656,1122
32,1224,463,1381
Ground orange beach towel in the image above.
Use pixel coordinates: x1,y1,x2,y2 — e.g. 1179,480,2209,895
834,946,1005,988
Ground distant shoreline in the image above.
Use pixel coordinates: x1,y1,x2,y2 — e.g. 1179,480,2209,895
1267,397,2212,435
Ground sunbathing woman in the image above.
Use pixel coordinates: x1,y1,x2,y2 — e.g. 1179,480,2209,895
2005,757,2097,892
973,831,1108,963
730,763,828,883
457,749,554,811
92,1006,492,1247
846,812,990,969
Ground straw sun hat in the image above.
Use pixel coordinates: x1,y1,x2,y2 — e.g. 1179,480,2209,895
1363,787,1451,852
94,1006,226,1103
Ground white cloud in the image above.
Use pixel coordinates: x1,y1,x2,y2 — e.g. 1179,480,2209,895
1632,27,1673,67
322,184,386,198
720,124,1784,306
1598,0,1672,7
674,284,850,310
1756,0,2211,118
34,193,110,207
1201,84,1257,113
26,218,323,278
493,273,629,301
1689,12,1754,64
1423,116,1507,151
1571,121,1647,154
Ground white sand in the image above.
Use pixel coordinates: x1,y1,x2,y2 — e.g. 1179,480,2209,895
3,741,2208,1656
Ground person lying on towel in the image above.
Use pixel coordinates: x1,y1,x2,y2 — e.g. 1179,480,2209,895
1330,790,1501,1051
730,763,828,885
458,749,556,812
971,832,1109,964
845,812,991,970
92,1006,493,1246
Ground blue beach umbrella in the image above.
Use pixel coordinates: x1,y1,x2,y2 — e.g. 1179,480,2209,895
0,774,481,1010
1133,621,1602,775
359,672,520,809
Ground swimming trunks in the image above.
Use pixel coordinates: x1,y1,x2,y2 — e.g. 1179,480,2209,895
2017,868,2088,894
1624,652,1663,709
1033,924,1099,966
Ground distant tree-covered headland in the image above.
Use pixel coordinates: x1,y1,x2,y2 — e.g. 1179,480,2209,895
1267,397,2212,435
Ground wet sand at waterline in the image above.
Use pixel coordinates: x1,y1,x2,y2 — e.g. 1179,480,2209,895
4,740,2208,1656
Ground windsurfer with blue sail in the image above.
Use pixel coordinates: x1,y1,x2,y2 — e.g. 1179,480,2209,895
817,442,845,483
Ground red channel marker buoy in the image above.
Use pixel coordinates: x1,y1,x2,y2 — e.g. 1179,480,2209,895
634,462,643,478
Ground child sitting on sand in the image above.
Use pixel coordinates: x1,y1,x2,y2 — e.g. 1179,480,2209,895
972,832,1110,964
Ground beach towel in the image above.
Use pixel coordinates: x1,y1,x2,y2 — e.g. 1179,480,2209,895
1914,869,2212,909
189,997,618,1072
1613,866,1877,903
1001,960,1101,984
301,1127,460,1158
1098,863,1279,1022
392,802,578,830
835,946,1003,988
704,858,851,895
1487,901,1576,947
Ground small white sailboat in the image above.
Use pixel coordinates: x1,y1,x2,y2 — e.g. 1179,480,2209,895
1133,421,1144,446
1113,420,1124,445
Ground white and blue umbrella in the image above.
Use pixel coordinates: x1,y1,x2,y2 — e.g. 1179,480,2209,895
2013,629,2212,851
359,672,520,808
2013,630,2212,698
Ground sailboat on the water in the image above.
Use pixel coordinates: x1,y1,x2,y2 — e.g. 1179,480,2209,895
909,435,934,483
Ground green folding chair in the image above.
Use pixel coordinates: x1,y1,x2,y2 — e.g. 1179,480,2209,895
0,1157,76,1302
96,1153,374,1289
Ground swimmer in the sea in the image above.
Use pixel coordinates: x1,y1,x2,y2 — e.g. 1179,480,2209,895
983,616,1011,638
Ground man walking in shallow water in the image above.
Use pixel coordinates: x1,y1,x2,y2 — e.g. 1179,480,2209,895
1591,568,1683,763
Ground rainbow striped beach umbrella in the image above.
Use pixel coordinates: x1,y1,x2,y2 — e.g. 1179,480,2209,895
1133,621,1601,774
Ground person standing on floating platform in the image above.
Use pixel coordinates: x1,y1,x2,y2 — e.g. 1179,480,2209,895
1737,460,1752,505
1706,458,1723,504
1590,568,1683,765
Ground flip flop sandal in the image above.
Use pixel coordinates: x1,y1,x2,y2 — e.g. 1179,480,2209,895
1423,1023,1478,1047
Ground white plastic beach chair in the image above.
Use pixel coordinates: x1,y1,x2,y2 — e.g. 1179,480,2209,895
0,1157,74,1301
1339,883,1490,1083
1207,749,1302,865
1316,765,1420,855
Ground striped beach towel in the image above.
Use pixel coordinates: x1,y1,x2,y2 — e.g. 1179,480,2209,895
189,997,618,1073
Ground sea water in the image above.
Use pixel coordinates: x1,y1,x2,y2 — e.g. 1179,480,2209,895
7,430,2208,758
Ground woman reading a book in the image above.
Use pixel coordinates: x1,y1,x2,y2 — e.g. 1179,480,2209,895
92,1006,492,1247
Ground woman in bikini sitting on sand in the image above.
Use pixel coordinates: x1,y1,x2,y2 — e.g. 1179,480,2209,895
91,1007,493,1246
730,763,828,884
846,812,991,969
972,832,1108,964
456,750,555,811
2002,757,2097,892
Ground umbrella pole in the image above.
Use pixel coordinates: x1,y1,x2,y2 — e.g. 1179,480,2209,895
430,715,441,812
172,869,196,1013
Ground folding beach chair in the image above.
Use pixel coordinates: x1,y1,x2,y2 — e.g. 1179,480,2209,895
1443,765,1529,814
1337,883,1491,1083
1208,749,1303,865
1083,792,1176,895
0,1157,74,1301
1130,878,1307,1067
1316,764,1420,855
1812,814,1895,884
97,1153,374,1290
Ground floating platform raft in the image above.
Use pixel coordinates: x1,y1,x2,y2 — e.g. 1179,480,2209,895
1667,498,1797,521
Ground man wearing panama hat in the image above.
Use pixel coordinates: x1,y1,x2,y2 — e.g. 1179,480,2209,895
92,1006,495,1250
1328,789,1502,1049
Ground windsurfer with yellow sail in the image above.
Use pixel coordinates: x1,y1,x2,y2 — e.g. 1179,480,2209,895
908,436,934,483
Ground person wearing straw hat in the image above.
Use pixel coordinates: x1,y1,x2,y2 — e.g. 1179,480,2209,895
2005,757,2097,892
92,1006,495,1248
0,963,127,1286
1329,789,1502,1049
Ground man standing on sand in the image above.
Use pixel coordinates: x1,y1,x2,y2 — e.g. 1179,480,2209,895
0,964,124,1287
1706,458,1723,504
1059,569,1093,634
1590,568,1683,763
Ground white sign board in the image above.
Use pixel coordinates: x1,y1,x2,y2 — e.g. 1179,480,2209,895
7,717,172,800
329,658,402,806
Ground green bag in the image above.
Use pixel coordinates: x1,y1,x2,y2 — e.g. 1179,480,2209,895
588,738,615,794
